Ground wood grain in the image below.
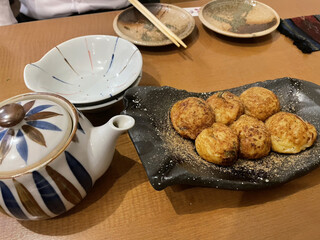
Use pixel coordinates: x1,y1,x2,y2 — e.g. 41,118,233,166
1,0,320,239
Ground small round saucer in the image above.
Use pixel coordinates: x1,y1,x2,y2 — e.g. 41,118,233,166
199,0,280,38
113,3,195,46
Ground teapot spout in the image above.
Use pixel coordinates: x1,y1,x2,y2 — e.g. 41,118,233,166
88,115,135,181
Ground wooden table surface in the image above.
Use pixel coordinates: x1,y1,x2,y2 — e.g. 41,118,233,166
1,0,320,239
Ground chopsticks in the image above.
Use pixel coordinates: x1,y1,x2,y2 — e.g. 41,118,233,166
128,0,187,48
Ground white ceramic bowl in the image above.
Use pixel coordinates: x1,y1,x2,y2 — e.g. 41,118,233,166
24,35,143,105
76,70,142,112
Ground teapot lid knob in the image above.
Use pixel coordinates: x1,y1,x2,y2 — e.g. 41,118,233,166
0,103,25,128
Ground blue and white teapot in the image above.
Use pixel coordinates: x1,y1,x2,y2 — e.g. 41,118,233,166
0,92,134,220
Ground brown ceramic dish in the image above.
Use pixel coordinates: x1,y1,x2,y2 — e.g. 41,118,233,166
199,0,280,38
113,3,195,47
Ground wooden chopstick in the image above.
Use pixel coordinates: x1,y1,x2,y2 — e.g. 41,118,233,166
128,0,187,48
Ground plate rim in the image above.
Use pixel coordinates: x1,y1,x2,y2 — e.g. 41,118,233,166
198,0,280,38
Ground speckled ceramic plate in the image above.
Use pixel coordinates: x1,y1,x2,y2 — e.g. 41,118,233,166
199,0,280,38
113,3,195,46
123,78,320,191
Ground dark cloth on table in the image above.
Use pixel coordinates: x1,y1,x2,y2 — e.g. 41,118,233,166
278,15,320,53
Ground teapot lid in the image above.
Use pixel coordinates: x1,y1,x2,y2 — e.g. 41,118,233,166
0,93,78,178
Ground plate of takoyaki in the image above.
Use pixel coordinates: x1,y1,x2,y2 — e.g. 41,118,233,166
123,77,320,190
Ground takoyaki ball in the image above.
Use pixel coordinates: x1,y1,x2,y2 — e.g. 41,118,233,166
240,87,280,121
170,97,215,140
195,123,239,166
230,115,271,159
306,122,318,146
206,91,244,125
265,112,317,154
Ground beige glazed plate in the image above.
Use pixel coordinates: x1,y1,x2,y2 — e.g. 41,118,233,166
199,0,280,38
113,3,195,46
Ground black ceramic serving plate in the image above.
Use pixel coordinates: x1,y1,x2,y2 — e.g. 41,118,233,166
122,78,320,191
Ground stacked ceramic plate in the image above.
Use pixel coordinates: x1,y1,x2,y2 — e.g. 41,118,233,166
24,35,143,112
